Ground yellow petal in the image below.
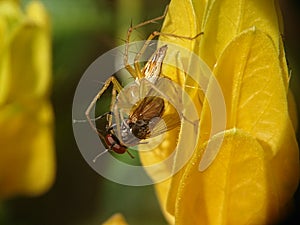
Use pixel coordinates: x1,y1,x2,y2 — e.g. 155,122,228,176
200,28,288,159
160,0,205,50
176,130,268,225
142,2,298,224
159,0,207,96
164,102,203,216
6,1,51,102
139,63,203,218
175,129,299,225
0,0,20,4
0,0,23,104
268,120,300,212
0,101,55,197
21,101,55,196
199,0,282,70
25,1,51,96
0,1,54,198
278,36,290,91
102,213,129,225
154,1,207,218
159,0,208,94
138,95,180,222
153,179,175,225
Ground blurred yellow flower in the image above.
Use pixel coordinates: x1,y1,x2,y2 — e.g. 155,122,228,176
140,0,299,224
0,0,55,198
102,213,129,225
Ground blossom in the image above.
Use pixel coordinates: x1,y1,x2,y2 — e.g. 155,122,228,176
102,213,129,225
0,0,55,198
140,0,299,224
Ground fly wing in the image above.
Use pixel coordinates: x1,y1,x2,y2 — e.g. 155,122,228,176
129,96,164,122
142,45,168,84
147,113,181,138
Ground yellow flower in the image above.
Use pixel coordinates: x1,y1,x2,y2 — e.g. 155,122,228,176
0,0,55,198
140,0,299,224
102,213,129,225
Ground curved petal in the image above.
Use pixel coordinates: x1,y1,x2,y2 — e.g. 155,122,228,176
160,0,205,50
201,28,288,157
7,1,51,102
139,1,298,224
0,0,54,198
175,128,299,225
0,0,23,104
199,0,282,70
176,129,269,225
0,101,55,197
102,213,129,225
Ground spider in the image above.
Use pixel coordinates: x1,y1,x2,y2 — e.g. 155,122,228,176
85,6,202,161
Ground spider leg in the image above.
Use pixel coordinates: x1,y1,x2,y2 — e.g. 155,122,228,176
143,78,199,130
126,150,135,159
85,76,123,135
123,4,203,80
124,6,168,79
134,32,203,79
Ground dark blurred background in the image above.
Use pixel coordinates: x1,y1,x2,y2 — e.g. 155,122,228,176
279,1,300,224
0,0,299,224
